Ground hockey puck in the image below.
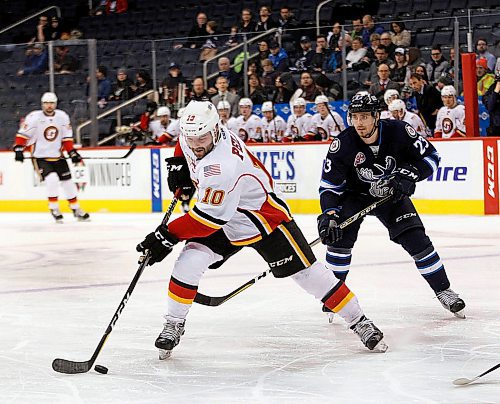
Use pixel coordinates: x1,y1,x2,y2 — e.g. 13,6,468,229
94,365,108,374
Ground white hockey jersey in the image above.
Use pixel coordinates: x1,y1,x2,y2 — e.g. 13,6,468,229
394,111,430,138
233,114,263,142
284,113,313,140
17,109,73,158
172,126,292,245
308,112,345,140
261,115,287,142
434,105,466,138
222,117,238,133
148,119,170,141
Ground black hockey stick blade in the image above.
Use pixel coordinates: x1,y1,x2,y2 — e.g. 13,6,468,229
81,143,137,160
194,195,392,307
52,358,92,374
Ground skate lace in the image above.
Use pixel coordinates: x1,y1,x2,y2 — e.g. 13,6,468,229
436,289,459,307
352,318,377,344
159,321,184,341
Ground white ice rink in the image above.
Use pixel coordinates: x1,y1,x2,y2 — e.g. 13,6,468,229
1,212,500,403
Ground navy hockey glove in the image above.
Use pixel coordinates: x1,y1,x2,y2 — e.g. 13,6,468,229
317,210,343,244
388,166,419,202
136,225,179,266
14,145,24,162
68,149,83,164
165,156,195,201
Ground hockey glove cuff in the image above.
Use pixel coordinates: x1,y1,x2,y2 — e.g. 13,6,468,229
388,166,419,202
317,209,343,245
14,146,24,162
165,156,195,200
68,149,83,164
136,225,179,266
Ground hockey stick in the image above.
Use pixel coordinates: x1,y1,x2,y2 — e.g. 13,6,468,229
25,144,137,161
52,190,180,374
453,363,500,386
194,194,393,307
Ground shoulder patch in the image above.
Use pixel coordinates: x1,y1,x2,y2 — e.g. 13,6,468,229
329,137,341,153
203,163,222,177
354,152,366,166
405,124,418,138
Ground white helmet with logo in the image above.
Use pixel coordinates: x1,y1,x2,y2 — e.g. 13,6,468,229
239,98,253,107
217,100,231,110
314,95,329,104
156,106,171,117
293,97,307,107
441,85,456,97
261,101,274,112
388,99,406,113
180,101,220,144
41,92,57,105
383,89,400,105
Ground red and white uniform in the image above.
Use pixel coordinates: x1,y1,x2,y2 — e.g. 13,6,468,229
233,114,263,142
168,126,292,245
434,105,466,138
150,119,180,143
395,111,430,138
222,117,238,133
15,110,74,157
308,112,345,140
284,113,313,141
261,115,286,142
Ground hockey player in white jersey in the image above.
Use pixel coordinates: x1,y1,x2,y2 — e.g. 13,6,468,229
216,100,237,132
434,85,466,138
14,92,89,222
306,95,345,141
283,98,313,142
234,98,263,142
389,99,431,138
260,101,286,142
381,89,400,119
136,101,387,359
149,106,175,144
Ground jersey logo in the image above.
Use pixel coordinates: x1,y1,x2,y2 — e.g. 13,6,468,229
354,152,366,167
442,118,453,134
44,126,59,141
203,164,221,177
329,138,341,153
405,124,418,138
317,127,328,141
356,156,396,197
238,128,249,142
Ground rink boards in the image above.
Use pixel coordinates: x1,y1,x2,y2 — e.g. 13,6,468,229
0,138,498,215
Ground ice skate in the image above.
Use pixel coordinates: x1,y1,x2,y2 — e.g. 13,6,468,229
351,316,388,352
50,208,63,223
155,317,185,360
72,208,90,222
322,305,335,324
436,288,466,318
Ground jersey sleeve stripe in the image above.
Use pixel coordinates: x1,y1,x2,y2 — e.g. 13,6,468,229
277,224,312,268
15,133,29,140
422,153,439,173
191,205,227,226
188,209,222,230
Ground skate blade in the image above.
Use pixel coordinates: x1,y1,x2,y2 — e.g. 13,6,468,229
453,310,466,319
54,219,64,224
77,217,91,222
372,339,388,353
158,349,172,360
327,313,335,324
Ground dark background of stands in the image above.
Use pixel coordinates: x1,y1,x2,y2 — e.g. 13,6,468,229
0,0,499,148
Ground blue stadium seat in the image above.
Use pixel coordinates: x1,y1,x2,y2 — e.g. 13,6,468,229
414,30,435,48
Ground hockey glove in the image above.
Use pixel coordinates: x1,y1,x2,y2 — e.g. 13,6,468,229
68,149,83,164
136,225,179,266
387,166,419,202
317,210,343,245
14,146,24,162
165,156,195,201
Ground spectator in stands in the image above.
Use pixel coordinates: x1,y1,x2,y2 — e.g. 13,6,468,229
414,65,430,84
209,57,241,92
315,73,342,101
240,74,266,105
199,21,220,62
360,33,381,67
476,58,495,96
251,40,270,68
255,5,278,32
225,25,240,47
271,72,295,104
86,65,111,108
188,77,210,101
277,6,299,49
327,22,352,51
49,16,63,40
292,36,314,72
131,70,153,96
446,47,460,81
238,8,254,34
409,72,443,132
350,19,364,42
53,46,79,74
290,71,321,103
17,43,47,76
390,47,407,87
476,38,496,72
32,15,50,43
109,67,134,101
346,37,367,69
211,76,240,117
380,32,396,59
268,41,289,73
260,59,279,94
496,57,500,74
369,63,401,104
406,47,426,81
426,45,449,85
483,71,500,136
366,45,393,86
361,15,384,47
390,22,411,48
161,62,185,95
183,12,208,49
311,35,331,73
436,74,453,91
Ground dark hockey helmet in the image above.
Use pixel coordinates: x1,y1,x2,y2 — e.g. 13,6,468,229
348,93,380,116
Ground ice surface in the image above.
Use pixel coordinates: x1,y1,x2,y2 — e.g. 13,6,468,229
1,213,500,403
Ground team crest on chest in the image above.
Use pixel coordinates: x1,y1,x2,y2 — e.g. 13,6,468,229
44,126,59,141
405,124,418,138
329,137,341,153
354,152,366,166
442,118,453,134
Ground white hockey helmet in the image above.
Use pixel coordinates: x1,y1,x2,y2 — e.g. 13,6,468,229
239,98,253,107
293,97,307,107
261,101,274,112
388,99,406,112
383,89,400,105
180,101,220,144
177,107,186,118
314,95,329,104
217,100,231,110
156,106,171,117
41,92,57,105
441,85,456,97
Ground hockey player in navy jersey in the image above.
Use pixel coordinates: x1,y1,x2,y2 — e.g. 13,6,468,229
317,93,466,318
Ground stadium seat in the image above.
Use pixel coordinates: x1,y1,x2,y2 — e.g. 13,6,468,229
433,28,453,46
378,1,395,16
414,30,435,48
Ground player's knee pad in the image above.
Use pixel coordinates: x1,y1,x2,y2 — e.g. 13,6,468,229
393,227,432,257
171,242,222,286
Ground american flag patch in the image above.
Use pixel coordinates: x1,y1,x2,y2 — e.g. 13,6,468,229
204,164,221,177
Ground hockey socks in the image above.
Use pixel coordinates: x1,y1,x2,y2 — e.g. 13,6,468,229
167,276,198,319
325,247,352,281
321,281,363,327
413,247,451,293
